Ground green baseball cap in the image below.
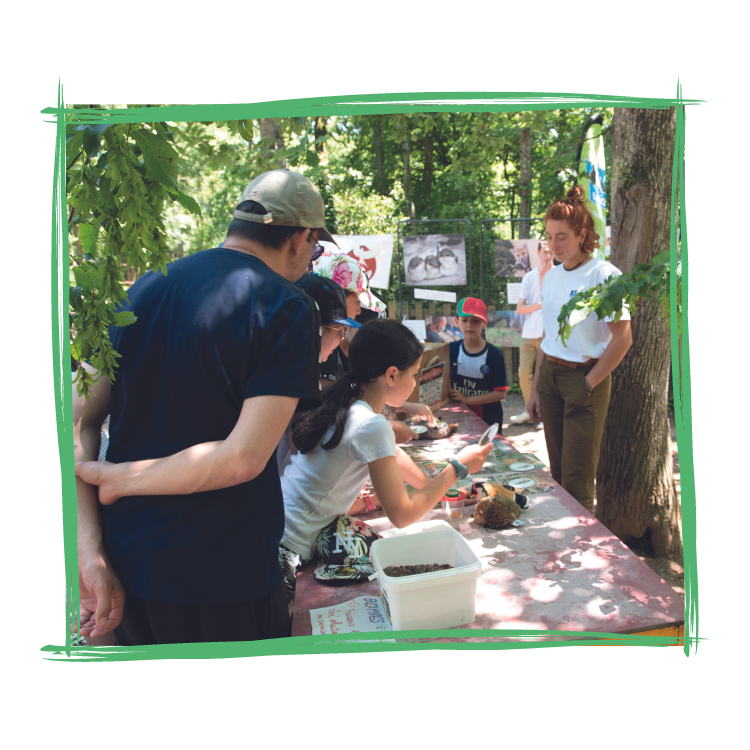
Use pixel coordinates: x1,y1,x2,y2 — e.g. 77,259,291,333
234,169,337,245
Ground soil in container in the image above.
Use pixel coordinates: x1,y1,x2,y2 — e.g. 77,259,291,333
383,564,454,577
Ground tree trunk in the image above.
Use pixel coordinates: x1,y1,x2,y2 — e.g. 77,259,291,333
402,133,416,220
314,116,328,163
423,125,434,195
257,118,287,168
372,116,388,196
518,124,532,238
596,106,682,561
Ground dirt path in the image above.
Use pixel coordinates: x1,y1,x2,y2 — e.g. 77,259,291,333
501,392,684,596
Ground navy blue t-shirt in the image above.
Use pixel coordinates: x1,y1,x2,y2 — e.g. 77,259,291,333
102,248,322,604
449,340,509,429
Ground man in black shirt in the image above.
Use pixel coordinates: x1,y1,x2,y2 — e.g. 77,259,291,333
74,170,333,645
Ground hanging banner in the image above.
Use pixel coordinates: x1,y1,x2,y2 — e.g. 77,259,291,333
403,233,467,287
576,115,607,259
326,235,394,290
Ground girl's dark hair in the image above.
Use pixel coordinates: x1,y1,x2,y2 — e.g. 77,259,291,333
544,185,600,254
292,318,423,453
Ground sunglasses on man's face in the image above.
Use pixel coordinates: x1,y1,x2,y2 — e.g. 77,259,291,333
311,243,326,261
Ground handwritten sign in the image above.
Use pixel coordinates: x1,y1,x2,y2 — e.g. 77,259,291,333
506,283,522,304
309,596,393,635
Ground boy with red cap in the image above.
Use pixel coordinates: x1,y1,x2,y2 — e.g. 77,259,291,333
449,297,509,431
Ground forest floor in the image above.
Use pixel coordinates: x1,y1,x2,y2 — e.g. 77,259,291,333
501,392,685,597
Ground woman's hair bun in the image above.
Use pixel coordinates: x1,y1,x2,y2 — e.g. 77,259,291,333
566,185,585,202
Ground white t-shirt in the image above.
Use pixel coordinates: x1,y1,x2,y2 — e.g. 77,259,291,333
540,258,630,363
519,268,544,339
280,400,397,559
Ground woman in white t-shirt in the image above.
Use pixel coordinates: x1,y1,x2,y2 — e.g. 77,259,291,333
279,318,492,610
527,187,632,514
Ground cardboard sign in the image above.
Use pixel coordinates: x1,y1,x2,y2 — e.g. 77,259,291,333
419,362,446,407
407,342,451,408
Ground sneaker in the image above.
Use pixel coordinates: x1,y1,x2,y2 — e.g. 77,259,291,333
535,421,544,430
510,411,532,425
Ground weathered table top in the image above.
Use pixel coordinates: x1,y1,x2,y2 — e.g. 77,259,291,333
291,403,684,641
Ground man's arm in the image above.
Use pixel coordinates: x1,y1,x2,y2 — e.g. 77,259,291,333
73,366,125,639
76,394,300,504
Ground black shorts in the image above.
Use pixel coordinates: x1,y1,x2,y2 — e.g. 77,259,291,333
113,580,291,646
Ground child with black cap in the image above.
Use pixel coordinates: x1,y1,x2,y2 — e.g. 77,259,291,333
449,297,509,431
276,274,361,476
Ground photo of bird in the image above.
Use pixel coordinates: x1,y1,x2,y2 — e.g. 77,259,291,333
407,255,426,282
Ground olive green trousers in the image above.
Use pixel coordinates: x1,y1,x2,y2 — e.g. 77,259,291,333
537,355,611,514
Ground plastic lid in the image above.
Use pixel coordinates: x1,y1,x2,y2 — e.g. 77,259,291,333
443,491,462,501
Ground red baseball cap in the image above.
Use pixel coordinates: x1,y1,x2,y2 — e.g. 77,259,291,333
456,297,488,323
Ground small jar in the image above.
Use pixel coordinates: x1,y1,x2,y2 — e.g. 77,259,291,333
441,490,464,519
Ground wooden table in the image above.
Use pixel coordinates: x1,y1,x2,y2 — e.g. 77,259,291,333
291,403,685,642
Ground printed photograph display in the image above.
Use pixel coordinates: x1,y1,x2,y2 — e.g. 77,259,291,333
424,315,463,343
494,238,547,278
326,234,394,289
483,310,524,348
403,233,467,286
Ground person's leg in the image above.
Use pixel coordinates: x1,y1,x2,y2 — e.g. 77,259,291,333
558,366,611,514
517,337,541,410
113,589,158,646
537,357,565,485
115,581,292,645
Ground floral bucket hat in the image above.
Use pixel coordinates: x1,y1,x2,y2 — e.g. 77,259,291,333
312,252,386,313
312,514,381,582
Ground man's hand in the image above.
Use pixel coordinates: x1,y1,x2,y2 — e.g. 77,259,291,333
450,389,469,404
75,460,128,506
77,555,125,639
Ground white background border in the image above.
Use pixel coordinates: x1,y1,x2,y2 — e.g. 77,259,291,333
4,2,744,746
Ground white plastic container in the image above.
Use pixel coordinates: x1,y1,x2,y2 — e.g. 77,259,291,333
370,527,481,630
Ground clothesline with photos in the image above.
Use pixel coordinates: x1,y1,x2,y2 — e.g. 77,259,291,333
321,229,549,314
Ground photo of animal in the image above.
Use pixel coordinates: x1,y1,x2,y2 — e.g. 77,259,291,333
494,238,544,279
403,233,467,286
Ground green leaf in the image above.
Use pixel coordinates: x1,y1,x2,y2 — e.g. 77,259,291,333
113,310,137,327
173,190,202,216
131,128,178,186
79,223,98,255
72,265,95,291
69,285,83,310
569,307,590,327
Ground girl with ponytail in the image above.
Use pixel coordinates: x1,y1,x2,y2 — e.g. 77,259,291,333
527,186,633,514
278,318,492,608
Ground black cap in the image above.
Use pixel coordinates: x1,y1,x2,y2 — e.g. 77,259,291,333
296,274,361,328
